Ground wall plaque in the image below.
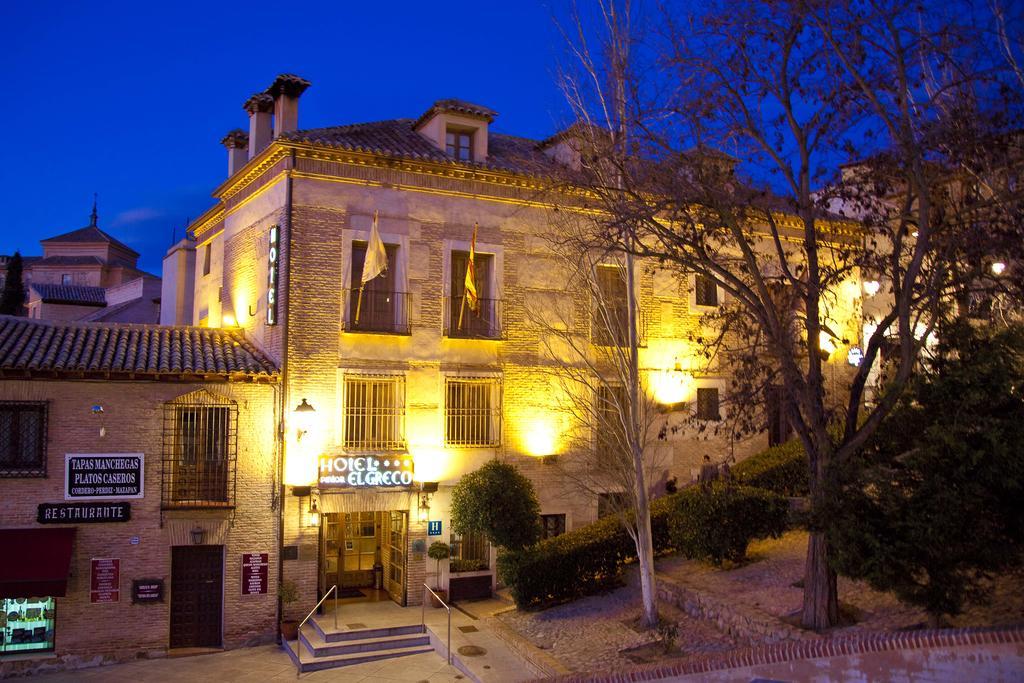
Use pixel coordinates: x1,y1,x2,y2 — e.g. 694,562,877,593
132,578,163,604
65,453,144,500
241,553,269,596
38,502,131,523
91,558,120,603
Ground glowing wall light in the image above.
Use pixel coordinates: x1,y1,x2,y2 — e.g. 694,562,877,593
283,398,321,486
863,280,881,296
522,416,561,457
818,330,837,357
650,363,694,406
992,261,1006,276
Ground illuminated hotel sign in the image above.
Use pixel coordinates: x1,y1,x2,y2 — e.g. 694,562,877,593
319,455,415,488
267,225,279,326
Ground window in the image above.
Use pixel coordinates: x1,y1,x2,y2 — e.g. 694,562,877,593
446,129,472,161
1,597,54,655
347,242,406,333
766,385,793,447
162,393,237,508
595,384,627,467
445,377,501,447
61,274,72,286
448,250,499,338
593,264,629,346
694,274,719,307
343,374,406,451
696,387,721,421
202,244,212,276
597,492,628,519
540,514,566,539
449,531,490,572
0,402,47,478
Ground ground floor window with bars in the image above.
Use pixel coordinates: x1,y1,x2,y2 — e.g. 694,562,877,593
0,401,47,478
162,392,237,508
444,377,501,447
344,374,406,451
449,531,490,573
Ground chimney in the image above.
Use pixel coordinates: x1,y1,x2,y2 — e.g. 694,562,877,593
244,93,274,159
220,129,249,176
266,74,311,138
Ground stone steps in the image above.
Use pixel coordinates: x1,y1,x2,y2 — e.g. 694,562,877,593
282,618,434,673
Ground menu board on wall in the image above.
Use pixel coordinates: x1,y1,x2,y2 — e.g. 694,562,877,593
241,553,269,596
65,454,144,500
91,558,120,603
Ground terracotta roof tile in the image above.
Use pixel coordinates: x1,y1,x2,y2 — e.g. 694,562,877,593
29,283,106,306
40,225,139,257
0,316,278,380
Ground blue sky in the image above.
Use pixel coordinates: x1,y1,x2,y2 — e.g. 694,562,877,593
0,1,569,273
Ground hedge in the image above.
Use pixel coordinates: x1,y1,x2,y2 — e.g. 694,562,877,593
731,438,809,496
667,484,789,565
497,485,787,609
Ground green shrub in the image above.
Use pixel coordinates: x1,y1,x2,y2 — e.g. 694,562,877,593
450,558,488,573
451,460,541,550
668,484,789,565
732,439,809,496
498,497,677,610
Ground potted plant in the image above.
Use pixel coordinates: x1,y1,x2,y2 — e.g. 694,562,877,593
279,579,300,640
427,541,450,607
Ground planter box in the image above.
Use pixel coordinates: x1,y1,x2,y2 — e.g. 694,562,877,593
448,570,493,601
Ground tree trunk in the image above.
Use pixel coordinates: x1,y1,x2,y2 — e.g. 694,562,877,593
635,500,659,628
801,530,839,630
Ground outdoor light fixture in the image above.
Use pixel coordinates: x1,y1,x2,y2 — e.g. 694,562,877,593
417,491,432,522
992,261,1007,276
190,525,206,545
818,330,838,358
308,498,320,527
863,280,881,296
222,312,238,327
293,398,316,442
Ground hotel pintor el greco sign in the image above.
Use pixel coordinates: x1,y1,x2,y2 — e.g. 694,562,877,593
319,454,415,488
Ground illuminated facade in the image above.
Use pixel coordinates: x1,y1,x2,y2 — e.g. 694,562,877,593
169,74,862,613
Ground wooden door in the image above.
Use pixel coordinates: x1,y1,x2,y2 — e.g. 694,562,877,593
386,511,408,605
170,545,223,649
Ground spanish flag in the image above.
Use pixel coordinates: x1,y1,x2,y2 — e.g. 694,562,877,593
458,223,480,331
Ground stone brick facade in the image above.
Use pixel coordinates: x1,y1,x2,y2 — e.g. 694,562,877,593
0,379,278,677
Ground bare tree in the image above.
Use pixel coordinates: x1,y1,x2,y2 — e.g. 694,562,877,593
551,0,1023,630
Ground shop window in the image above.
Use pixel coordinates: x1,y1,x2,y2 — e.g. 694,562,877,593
449,531,490,572
694,274,719,307
447,250,499,338
162,391,237,508
0,402,47,478
343,374,406,451
540,514,566,539
696,387,721,421
446,128,472,161
1,597,55,655
444,377,501,447
347,242,407,333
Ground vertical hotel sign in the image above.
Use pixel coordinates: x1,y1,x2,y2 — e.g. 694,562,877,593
267,225,279,325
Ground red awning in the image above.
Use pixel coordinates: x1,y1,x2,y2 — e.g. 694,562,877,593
0,528,76,598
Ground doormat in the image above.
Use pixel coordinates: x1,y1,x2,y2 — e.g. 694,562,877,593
339,588,365,599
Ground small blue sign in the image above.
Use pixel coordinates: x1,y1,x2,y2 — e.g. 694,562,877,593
427,521,442,536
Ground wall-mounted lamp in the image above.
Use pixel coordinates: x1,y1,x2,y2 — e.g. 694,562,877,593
307,497,320,527
190,525,206,545
417,491,432,522
863,280,881,296
992,261,1007,276
293,399,316,442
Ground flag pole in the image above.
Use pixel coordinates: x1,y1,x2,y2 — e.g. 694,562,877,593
457,287,467,331
355,283,365,324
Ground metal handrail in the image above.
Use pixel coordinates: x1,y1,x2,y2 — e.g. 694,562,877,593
294,584,339,676
421,584,452,665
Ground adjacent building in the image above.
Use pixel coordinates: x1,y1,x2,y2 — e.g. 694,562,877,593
0,316,278,676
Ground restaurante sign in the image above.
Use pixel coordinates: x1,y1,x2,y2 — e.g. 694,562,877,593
65,454,144,500
319,455,414,488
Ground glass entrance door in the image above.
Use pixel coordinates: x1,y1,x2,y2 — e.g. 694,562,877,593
385,510,408,605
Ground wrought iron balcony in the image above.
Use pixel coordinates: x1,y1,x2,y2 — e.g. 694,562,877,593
443,296,503,340
344,289,411,335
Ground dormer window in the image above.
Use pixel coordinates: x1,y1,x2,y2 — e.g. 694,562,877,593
446,128,473,161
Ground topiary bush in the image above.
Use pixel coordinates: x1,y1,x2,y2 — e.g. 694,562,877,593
451,460,541,550
668,484,789,565
731,439,809,496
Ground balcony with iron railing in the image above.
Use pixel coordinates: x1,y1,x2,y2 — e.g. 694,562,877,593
443,296,503,340
344,289,411,335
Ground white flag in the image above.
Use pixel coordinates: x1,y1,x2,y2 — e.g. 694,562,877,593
362,210,388,284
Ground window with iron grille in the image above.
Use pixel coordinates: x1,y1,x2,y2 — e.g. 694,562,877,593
444,377,501,447
593,264,630,346
0,401,47,478
343,374,406,451
540,514,566,539
162,391,237,508
695,274,719,307
595,384,627,467
696,387,721,421
449,531,490,572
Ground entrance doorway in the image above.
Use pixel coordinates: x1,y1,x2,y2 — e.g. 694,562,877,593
320,511,407,605
170,545,223,649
